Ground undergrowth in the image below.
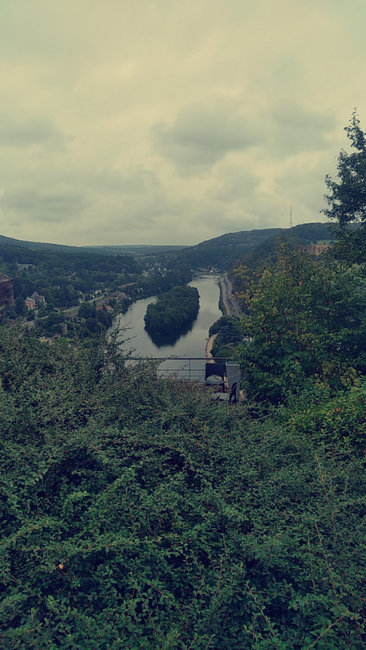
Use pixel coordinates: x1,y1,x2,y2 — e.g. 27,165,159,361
0,326,365,648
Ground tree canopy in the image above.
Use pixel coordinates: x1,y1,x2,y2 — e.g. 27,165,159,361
144,285,199,340
323,111,366,261
236,245,366,404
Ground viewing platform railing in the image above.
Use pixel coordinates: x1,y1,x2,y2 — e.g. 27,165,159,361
124,357,234,382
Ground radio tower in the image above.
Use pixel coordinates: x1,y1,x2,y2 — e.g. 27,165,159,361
289,204,293,228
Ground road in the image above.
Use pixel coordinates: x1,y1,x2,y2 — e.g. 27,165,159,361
219,273,242,316
205,274,242,359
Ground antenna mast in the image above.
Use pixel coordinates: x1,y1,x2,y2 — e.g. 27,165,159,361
289,204,293,228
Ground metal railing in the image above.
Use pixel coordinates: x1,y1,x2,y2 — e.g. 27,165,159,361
125,356,234,382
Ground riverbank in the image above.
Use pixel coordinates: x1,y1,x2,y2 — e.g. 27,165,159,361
205,332,218,359
201,273,240,360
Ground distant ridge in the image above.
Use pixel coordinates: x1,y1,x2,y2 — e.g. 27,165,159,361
0,234,187,256
173,222,332,270
0,234,81,253
0,222,332,265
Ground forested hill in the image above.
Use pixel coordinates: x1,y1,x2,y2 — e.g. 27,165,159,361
0,222,331,268
0,234,82,254
172,222,332,270
0,235,184,257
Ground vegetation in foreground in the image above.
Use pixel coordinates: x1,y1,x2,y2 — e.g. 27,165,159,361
0,326,365,649
234,245,366,405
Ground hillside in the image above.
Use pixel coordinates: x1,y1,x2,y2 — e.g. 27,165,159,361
172,222,332,270
0,222,331,269
0,234,83,254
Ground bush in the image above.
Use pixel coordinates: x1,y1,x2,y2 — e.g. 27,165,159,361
0,324,364,648
286,379,366,454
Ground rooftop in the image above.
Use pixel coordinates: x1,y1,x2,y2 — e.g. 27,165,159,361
0,273,12,282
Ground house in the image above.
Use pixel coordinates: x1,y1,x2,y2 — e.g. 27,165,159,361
25,292,46,310
25,297,36,310
16,263,36,272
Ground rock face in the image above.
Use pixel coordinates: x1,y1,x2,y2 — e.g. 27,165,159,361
0,273,14,307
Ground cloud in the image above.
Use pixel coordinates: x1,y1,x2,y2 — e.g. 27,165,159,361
153,102,258,172
2,189,87,222
213,165,260,203
274,152,335,215
0,1,365,245
0,114,65,149
81,167,161,196
267,103,338,156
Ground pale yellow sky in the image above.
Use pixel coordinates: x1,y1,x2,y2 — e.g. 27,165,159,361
1,0,366,245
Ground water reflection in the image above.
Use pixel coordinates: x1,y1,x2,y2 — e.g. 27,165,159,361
144,314,198,347
112,275,222,378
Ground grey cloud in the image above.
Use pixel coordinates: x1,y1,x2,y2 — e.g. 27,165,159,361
0,1,362,246
104,201,182,244
267,103,337,155
0,115,65,148
275,159,331,214
2,189,87,221
214,169,260,202
153,104,258,171
117,189,179,227
84,167,160,195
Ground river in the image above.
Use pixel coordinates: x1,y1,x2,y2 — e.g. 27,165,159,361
112,274,222,380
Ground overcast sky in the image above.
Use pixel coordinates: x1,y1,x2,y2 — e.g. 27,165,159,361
1,0,366,246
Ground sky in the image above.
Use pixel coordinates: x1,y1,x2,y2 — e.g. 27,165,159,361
1,0,366,247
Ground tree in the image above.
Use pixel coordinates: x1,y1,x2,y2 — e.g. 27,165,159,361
323,110,366,260
237,246,366,404
78,302,96,320
14,295,26,316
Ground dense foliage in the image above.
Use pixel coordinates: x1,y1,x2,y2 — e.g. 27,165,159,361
0,245,142,310
138,269,193,300
235,246,366,404
144,286,199,339
208,315,242,359
0,325,364,648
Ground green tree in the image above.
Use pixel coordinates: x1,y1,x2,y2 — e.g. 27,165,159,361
14,295,26,316
78,302,96,320
323,110,366,261
237,246,366,403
